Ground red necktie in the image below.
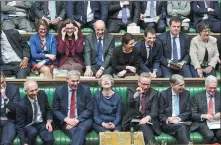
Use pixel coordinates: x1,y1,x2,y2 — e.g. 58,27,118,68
208,96,213,115
70,91,76,118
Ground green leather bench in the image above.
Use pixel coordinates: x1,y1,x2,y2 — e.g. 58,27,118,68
13,86,220,145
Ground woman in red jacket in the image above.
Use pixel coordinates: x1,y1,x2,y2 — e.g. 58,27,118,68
57,19,84,73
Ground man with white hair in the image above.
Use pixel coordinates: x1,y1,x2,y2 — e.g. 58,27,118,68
84,20,114,78
16,79,54,145
52,70,93,145
191,75,221,144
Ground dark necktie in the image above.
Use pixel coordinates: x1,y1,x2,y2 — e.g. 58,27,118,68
97,38,103,66
66,1,73,19
140,93,146,115
150,0,155,18
70,90,76,118
33,100,38,122
122,6,127,24
202,48,208,67
172,37,178,62
208,96,213,115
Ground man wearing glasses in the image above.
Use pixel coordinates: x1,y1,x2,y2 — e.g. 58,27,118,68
122,72,161,144
52,70,93,145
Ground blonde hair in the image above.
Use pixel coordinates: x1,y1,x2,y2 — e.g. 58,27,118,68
98,74,114,86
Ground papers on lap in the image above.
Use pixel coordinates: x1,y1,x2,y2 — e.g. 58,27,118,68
206,119,221,129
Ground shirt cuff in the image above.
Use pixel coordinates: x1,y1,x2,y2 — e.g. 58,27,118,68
100,67,104,70
133,92,140,99
200,115,204,121
166,118,169,124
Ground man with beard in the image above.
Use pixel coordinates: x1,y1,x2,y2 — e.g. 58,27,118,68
135,27,162,78
84,20,114,78
52,70,93,145
159,74,191,144
122,72,161,144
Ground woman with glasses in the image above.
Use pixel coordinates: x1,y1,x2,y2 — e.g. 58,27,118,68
29,19,57,78
57,19,84,74
93,74,122,132
190,23,219,77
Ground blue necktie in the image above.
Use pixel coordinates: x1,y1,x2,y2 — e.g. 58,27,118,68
174,95,180,116
97,38,103,66
122,7,127,24
172,37,178,62
150,0,155,18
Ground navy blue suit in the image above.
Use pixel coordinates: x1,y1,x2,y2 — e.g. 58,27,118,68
0,83,19,145
192,1,220,33
157,31,192,77
16,90,54,145
135,40,162,77
52,84,93,145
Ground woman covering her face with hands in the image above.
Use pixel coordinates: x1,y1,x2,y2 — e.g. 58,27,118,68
57,19,84,73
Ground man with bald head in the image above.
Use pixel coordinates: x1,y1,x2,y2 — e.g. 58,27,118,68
84,20,114,78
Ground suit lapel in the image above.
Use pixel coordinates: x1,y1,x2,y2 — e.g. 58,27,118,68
102,33,108,56
201,92,208,113
179,34,184,58
168,88,173,116
25,96,33,120
92,33,98,55
215,92,220,113
64,85,69,114
166,32,172,58
141,41,147,60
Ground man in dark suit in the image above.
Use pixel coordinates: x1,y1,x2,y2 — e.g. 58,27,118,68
0,29,30,78
84,20,114,78
0,72,19,145
157,16,192,78
122,73,160,144
140,1,166,33
191,75,221,144
33,1,66,31
52,70,93,145
192,1,220,33
16,79,54,145
159,74,191,144
66,1,108,29
135,27,162,78
107,1,140,33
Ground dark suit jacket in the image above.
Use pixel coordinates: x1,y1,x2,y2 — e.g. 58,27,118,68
2,30,30,61
16,90,53,145
112,45,141,74
108,1,140,24
140,1,167,20
66,1,108,25
52,84,93,124
122,87,161,135
159,88,191,125
34,1,66,20
84,32,114,69
190,91,221,131
157,31,190,67
135,40,162,72
192,1,220,25
3,83,20,121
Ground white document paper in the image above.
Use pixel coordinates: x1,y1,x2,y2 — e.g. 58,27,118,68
206,119,221,129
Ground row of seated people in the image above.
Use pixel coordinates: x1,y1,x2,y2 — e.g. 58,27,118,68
1,17,220,79
1,1,221,33
0,70,220,145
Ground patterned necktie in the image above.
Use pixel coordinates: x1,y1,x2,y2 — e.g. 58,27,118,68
174,95,180,116
208,96,213,115
172,37,178,62
150,0,155,18
122,6,127,24
97,38,103,66
70,90,76,118
33,100,38,122
140,94,146,115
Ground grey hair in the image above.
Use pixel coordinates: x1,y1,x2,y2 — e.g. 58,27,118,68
169,74,184,84
98,74,114,86
67,70,81,78
24,79,38,91
205,75,217,85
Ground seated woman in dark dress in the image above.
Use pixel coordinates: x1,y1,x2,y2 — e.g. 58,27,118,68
112,33,140,78
93,74,122,132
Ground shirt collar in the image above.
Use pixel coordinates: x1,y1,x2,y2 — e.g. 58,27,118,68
172,89,178,97
145,41,151,49
206,92,213,98
96,36,104,40
28,97,38,103
170,33,179,39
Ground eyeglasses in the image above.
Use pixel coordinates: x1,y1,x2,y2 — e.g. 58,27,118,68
66,27,75,30
202,29,210,33
139,81,151,86
39,28,47,31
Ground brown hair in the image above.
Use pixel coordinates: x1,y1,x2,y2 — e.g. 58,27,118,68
36,19,49,32
122,33,134,45
144,27,156,37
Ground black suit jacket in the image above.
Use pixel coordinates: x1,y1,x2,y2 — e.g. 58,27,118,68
135,40,162,71
16,90,53,145
112,45,140,74
192,1,220,25
140,1,167,20
84,32,114,69
2,30,30,61
157,31,190,67
34,1,66,20
159,88,191,125
190,91,221,131
52,84,93,125
3,83,20,121
122,87,161,135
108,1,140,24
